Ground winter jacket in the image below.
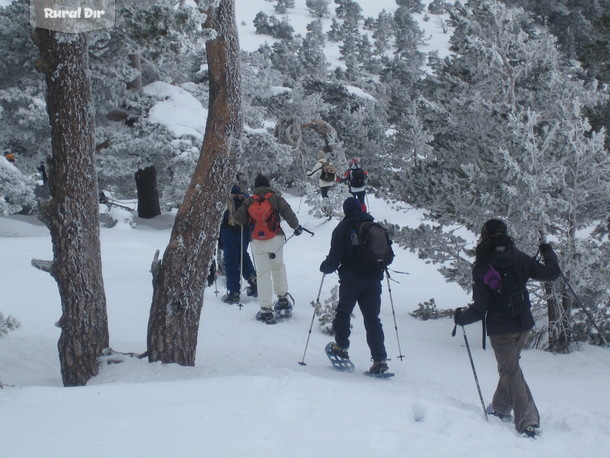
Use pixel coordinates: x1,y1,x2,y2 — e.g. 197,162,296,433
220,193,248,232
307,159,335,188
234,186,300,237
339,167,368,192
320,211,383,277
456,243,560,335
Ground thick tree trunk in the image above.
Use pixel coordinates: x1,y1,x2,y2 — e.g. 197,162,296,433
33,29,109,386
135,166,161,218
147,0,242,365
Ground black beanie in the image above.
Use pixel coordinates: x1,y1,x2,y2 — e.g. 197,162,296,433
481,219,508,240
254,173,270,188
343,197,362,216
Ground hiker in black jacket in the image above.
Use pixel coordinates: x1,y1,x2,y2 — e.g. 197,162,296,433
320,197,389,375
454,219,560,438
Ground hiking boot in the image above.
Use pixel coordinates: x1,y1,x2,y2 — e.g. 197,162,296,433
486,404,513,423
522,425,538,438
256,308,276,324
221,291,240,304
245,276,257,297
369,360,389,375
329,344,349,360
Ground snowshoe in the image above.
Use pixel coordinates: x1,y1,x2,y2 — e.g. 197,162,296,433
221,291,240,305
325,342,355,372
363,360,394,378
256,309,276,325
522,425,538,438
274,293,294,319
486,404,513,423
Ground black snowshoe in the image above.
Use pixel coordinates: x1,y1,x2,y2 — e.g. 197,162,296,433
363,360,394,378
274,293,294,319
256,309,276,325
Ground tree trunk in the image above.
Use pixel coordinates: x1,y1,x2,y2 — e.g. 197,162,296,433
135,166,161,218
127,54,142,93
147,0,242,365
33,29,109,386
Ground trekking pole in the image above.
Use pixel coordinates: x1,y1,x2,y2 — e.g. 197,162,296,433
269,227,314,259
237,225,244,310
453,324,488,421
560,271,609,347
299,274,326,366
385,269,405,361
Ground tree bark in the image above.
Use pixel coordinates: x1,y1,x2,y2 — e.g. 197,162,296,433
135,166,161,218
147,0,242,365
33,29,109,386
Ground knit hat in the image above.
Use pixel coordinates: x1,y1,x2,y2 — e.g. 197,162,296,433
230,184,241,194
254,173,270,188
317,150,326,160
481,219,508,240
343,197,362,216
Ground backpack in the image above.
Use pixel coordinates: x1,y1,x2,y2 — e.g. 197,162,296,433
483,264,529,318
320,161,336,182
349,221,394,272
350,168,366,188
248,192,280,240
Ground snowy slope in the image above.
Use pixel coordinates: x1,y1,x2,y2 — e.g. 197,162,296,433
1,195,609,458
1,1,609,457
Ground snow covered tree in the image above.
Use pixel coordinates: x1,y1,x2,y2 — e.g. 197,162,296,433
147,0,242,365
0,158,36,215
393,2,610,351
32,28,109,386
0,0,50,189
306,0,330,18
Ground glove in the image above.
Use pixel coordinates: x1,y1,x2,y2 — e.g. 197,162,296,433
454,307,466,326
294,225,303,236
538,233,547,244
320,261,334,274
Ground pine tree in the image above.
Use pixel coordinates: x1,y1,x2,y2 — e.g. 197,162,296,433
33,26,109,386
394,2,610,351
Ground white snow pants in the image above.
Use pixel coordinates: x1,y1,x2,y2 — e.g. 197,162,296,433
250,235,289,310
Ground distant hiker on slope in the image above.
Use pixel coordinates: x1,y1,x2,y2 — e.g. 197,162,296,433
338,157,368,211
307,149,336,217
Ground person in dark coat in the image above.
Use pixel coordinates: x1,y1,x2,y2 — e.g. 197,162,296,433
320,197,389,374
219,185,257,304
454,219,560,438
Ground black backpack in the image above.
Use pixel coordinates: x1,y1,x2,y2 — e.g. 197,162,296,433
350,168,366,187
349,221,394,272
484,264,529,318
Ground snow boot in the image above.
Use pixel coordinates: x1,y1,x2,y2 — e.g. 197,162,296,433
256,308,276,325
329,343,349,360
522,425,538,438
368,360,389,375
221,291,240,305
245,276,257,297
274,293,294,318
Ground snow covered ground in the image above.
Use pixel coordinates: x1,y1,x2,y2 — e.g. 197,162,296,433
1,1,609,457
1,195,609,458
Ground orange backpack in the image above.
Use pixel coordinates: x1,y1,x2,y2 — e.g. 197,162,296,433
248,192,280,240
